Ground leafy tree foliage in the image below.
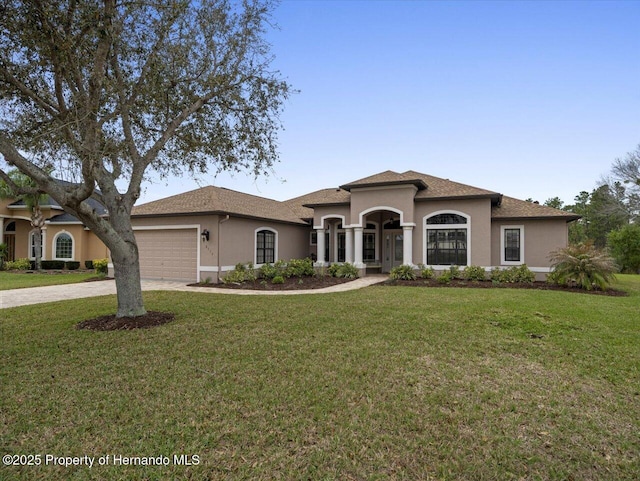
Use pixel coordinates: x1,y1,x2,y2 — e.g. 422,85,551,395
0,0,292,317
565,185,628,248
607,224,640,274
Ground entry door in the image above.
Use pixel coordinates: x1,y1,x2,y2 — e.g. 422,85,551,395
383,231,403,272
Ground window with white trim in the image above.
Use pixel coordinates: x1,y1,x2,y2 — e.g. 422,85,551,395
55,233,73,260
256,229,276,264
501,225,524,265
425,212,469,266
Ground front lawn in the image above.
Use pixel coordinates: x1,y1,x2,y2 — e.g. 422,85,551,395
0,270,99,290
1,276,639,480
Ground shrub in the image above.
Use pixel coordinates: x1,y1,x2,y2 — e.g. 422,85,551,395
6,258,31,270
85,260,94,270
272,275,285,284
259,262,280,280
222,262,256,284
463,265,486,281
41,260,65,270
328,262,359,279
389,264,417,280
548,243,616,291
437,270,452,284
491,265,535,284
419,264,435,279
93,258,109,276
65,261,80,270
448,265,463,280
285,258,315,278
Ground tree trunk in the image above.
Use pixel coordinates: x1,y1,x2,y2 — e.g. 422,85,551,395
110,242,147,318
95,202,147,318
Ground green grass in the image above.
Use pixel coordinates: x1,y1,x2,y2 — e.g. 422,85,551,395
1,276,639,480
0,271,98,290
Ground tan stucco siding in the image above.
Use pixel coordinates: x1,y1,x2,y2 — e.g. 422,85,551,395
491,219,569,268
219,217,309,268
349,186,417,226
312,205,350,228
415,198,493,266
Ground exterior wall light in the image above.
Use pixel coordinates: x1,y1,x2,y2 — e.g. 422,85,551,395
201,229,210,242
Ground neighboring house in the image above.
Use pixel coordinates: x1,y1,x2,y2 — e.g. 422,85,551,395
0,194,108,266
128,170,580,282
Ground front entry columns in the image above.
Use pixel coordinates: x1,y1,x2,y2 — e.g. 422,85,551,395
353,227,364,268
315,227,326,266
345,228,354,263
403,225,414,266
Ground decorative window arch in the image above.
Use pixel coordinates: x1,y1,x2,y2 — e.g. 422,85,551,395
255,228,277,265
424,211,470,266
53,231,74,260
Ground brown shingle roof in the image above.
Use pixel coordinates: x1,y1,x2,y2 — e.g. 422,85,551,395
340,170,428,191
492,196,580,220
286,188,351,210
132,186,308,224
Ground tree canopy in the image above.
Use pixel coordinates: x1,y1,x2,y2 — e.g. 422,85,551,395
0,0,293,317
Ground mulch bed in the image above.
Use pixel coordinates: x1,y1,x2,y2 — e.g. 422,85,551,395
381,278,628,296
76,311,176,331
189,275,356,291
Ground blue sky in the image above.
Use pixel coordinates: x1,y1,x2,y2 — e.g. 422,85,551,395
140,0,640,207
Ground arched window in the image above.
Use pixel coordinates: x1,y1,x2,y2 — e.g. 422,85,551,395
256,229,276,264
425,212,469,266
54,232,74,260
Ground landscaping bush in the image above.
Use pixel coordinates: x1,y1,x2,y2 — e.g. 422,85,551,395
41,260,66,270
271,275,285,284
222,262,256,284
437,270,452,284
93,258,109,276
448,265,463,280
420,265,435,279
389,264,417,280
328,262,359,279
65,261,80,270
548,243,616,291
259,262,280,280
285,258,315,278
463,265,486,281
85,260,94,270
491,265,535,284
6,258,31,270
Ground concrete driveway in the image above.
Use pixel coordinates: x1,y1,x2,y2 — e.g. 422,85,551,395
0,276,386,309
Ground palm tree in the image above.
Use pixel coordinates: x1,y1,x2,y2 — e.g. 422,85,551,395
548,243,617,290
0,170,47,270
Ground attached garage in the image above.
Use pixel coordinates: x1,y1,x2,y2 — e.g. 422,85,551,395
135,226,199,282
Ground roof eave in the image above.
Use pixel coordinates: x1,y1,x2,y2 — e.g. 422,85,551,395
340,179,428,192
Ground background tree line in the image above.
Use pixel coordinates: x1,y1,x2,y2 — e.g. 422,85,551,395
537,145,640,273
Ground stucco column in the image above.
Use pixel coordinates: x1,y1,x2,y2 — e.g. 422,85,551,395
353,227,364,268
403,225,414,267
315,228,326,266
0,217,4,244
345,228,354,263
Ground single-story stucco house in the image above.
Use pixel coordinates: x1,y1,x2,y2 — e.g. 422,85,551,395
1,170,580,281
129,170,580,282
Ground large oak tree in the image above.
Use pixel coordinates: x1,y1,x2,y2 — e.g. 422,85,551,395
0,0,292,317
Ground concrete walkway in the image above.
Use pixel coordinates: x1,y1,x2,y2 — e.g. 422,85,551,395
0,275,387,309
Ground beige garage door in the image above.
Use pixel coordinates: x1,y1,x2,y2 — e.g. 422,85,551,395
135,228,198,281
